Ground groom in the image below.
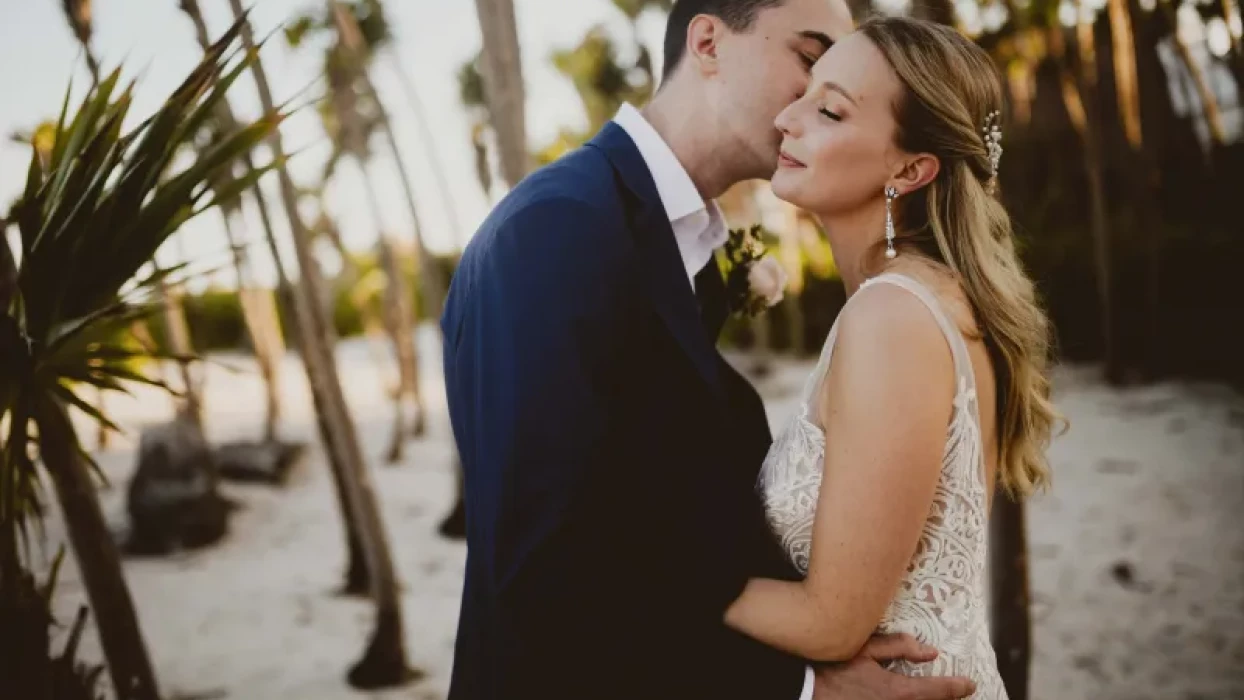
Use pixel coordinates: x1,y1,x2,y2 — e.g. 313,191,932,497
442,1,975,699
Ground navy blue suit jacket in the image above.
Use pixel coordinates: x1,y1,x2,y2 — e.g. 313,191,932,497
441,123,805,700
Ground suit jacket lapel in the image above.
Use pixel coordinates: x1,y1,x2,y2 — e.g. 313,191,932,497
695,260,730,341
587,123,724,399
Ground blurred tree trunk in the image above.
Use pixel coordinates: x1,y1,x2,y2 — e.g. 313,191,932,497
1107,0,1143,150
1224,0,1244,82
749,315,773,378
227,1,414,687
328,3,431,462
200,0,371,595
34,396,161,700
187,3,286,441
781,210,808,355
331,2,446,319
1158,0,1227,145
989,492,1030,700
178,0,300,345
1109,0,1171,379
159,275,202,427
1054,15,1122,382
220,211,283,441
357,159,426,463
387,51,467,248
473,0,531,188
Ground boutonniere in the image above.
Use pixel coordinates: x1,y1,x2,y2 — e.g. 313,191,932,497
723,225,788,318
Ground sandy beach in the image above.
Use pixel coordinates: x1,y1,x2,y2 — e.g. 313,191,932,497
34,326,1244,700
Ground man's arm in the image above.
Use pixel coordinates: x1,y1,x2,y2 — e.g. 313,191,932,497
813,635,976,700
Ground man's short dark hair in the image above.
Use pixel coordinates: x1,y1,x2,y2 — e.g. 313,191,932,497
661,0,786,81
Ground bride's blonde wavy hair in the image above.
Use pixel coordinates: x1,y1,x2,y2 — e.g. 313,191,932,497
861,16,1063,497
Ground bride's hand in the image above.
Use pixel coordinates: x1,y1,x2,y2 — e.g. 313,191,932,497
811,633,977,700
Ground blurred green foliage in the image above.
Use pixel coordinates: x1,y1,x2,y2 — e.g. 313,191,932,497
144,252,459,352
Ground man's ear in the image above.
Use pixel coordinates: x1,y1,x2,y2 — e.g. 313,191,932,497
684,14,724,76
892,153,939,195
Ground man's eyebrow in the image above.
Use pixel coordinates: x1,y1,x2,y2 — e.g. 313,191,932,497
798,30,834,52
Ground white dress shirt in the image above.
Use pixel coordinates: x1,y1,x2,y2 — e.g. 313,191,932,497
612,103,728,290
611,103,818,700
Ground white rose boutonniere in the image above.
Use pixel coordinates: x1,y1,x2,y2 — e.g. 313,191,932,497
748,256,787,308
723,225,788,318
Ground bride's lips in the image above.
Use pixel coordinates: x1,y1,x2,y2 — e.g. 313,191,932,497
778,151,806,168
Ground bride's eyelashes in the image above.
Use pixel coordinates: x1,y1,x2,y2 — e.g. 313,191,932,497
818,107,842,122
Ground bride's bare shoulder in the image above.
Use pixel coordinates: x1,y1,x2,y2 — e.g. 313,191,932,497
821,278,957,410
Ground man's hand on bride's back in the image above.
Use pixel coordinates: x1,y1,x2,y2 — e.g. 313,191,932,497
811,633,977,700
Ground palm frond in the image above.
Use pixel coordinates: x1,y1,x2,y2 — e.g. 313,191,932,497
2,9,283,569
50,384,123,437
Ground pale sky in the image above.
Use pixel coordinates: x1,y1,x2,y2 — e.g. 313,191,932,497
0,0,669,288
4,0,1238,291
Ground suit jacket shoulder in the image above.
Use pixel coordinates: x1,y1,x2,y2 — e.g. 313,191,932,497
443,144,637,342
477,144,628,250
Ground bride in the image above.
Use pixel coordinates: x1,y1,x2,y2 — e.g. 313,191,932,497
722,17,1061,699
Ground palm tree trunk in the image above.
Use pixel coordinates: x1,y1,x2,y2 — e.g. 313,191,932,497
330,1,446,318
356,159,424,463
1225,0,1243,54
34,395,160,700
1159,0,1228,145
472,0,531,188
989,493,1031,700
372,95,445,319
387,51,467,248
159,278,202,427
1057,18,1121,382
247,178,300,341
192,0,367,594
748,315,773,378
227,1,414,686
177,0,299,343
1223,0,1244,82
1107,0,1144,149
220,211,282,441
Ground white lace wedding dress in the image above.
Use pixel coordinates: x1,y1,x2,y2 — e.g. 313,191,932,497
758,273,1007,699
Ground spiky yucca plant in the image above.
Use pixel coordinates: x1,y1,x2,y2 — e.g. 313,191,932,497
0,16,282,700
0,550,106,700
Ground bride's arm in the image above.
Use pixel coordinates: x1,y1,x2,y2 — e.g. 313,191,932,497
725,285,956,662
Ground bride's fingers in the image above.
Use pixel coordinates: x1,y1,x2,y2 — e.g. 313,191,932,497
859,632,938,662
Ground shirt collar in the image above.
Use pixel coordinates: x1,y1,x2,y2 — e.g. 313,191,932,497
612,103,709,223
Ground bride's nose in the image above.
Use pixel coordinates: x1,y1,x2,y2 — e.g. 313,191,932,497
775,100,801,138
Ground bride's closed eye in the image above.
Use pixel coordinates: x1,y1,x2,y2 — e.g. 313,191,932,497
819,107,842,122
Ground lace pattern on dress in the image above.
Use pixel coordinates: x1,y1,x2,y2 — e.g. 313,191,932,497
757,273,1007,699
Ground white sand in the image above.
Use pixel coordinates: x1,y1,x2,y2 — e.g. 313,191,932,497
33,326,1244,699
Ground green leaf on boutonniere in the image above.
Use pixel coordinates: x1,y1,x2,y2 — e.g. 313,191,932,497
722,224,780,318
